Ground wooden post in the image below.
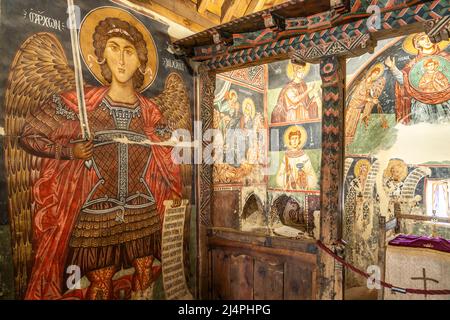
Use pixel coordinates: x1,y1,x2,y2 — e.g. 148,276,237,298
196,67,216,299
424,17,450,43
317,55,346,300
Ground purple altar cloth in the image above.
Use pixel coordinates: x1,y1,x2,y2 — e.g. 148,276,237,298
388,234,450,254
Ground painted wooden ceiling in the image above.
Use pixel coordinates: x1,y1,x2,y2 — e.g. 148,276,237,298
128,0,290,32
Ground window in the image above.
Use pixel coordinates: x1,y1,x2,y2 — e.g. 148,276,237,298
426,178,450,218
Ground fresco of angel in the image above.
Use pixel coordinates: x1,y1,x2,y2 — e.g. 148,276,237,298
4,6,191,300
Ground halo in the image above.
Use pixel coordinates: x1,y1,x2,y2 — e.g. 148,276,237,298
423,58,440,67
227,89,238,100
283,125,307,149
383,159,408,181
402,32,450,56
354,159,371,178
79,6,158,92
286,62,311,80
367,63,385,80
242,97,256,118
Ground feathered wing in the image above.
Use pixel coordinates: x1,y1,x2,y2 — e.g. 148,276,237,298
152,72,192,133
4,32,75,298
151,72,192,199
150,72,192,289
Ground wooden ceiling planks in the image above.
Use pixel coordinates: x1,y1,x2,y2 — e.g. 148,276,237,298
221,0,252,23
174,0,331,49
129,0,294,33
128,0,219,32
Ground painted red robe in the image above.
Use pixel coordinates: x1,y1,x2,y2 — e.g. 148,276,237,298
271,81,318,124
24,86,182,300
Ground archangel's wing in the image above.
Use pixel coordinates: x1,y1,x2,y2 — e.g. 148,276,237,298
151,72,192,133
4,32,75,298
151,72,192,198
150,72,192,289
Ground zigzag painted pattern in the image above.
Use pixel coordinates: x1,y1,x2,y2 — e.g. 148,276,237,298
319,56,344,243
201,0,448,71
199,71,215,227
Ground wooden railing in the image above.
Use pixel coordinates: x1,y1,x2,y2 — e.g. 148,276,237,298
396,214,450,224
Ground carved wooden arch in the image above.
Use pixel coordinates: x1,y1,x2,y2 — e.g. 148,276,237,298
192,1,450,300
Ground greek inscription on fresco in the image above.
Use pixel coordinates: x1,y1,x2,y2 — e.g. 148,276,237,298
23,9,65,30
163,57,187,71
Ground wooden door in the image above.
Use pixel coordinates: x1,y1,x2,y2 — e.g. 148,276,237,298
208,230,318,300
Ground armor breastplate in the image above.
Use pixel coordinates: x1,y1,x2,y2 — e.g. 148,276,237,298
70,96,161,249
81,97,155,221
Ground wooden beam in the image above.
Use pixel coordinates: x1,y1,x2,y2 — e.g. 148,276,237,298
208,237,318,265
126,0,206,32
197,69,216,299
197,0,211,14
397,214,450,224
221,0,251,23
234,0,252,19
154,0,221,25
221,0,236,23
318,55,346,300
244,0,267,15
114,0,201,35
273,0,287,6
260,0,275,10
129,0,220,31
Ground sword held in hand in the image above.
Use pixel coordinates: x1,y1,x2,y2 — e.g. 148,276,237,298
67,0,93,169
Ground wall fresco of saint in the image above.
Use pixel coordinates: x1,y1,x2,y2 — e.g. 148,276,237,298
213,61,322,239
267,61,322,239
344,32,450,289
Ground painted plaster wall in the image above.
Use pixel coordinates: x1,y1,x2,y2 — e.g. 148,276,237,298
0,0,195,299
344,33,450,288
